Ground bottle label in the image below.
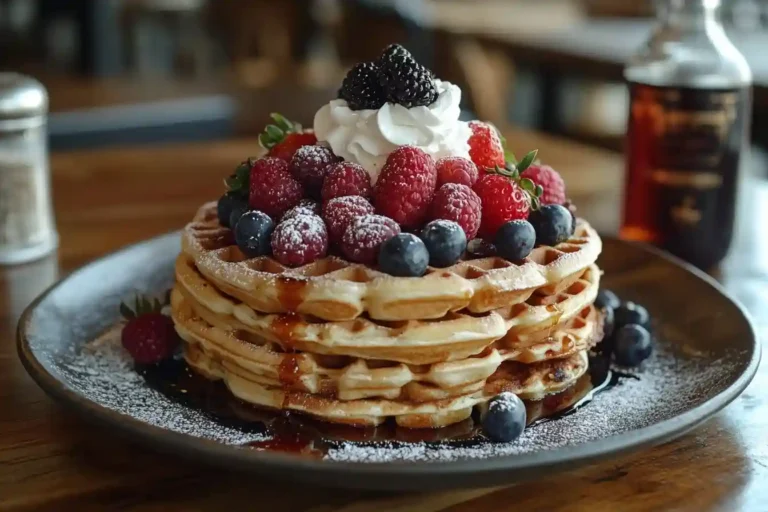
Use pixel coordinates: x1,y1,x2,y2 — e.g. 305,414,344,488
625,83,751,267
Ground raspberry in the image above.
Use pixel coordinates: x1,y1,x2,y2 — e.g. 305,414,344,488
374,146,436,228
121,313,179,365
282,199,320,222
322,195,374,245
341,214,400,264
271,214,328,267
268,132,317,162
249,157,304,219
468,121,505,170
321,162,373,202
289,145,338,197
435,156,479,188
473,173,530,239
430,183,482,240
339,61,386,111
521,164,566,205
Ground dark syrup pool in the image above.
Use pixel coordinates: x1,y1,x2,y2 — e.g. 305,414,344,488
137,353,637,457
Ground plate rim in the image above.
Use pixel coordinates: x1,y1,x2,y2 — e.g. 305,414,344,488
16,231,762,490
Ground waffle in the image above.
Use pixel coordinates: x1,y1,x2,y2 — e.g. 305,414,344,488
182,202,602,322
175,253,600,364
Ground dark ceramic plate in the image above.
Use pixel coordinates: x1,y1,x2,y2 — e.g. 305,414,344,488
17,232,759,491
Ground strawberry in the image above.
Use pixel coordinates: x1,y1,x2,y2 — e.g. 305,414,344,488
249,157,304,219
120,295,178,365
521,164,566,205
373,146,437,228
259,113,317,162
468,121,505,170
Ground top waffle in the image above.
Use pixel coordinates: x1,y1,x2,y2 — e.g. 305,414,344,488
182,202,602,322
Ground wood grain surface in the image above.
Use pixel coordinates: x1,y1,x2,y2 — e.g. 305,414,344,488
1,128,766,511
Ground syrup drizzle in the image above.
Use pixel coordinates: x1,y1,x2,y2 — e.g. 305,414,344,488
137,353,634,456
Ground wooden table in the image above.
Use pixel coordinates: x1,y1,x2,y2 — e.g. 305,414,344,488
1,129,766,511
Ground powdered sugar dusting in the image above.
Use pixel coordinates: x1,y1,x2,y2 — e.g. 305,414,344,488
325,345,742,462
52,327,268,445
271,214,329,266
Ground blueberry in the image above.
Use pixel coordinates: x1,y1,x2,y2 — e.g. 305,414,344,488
615,301,651,331
378,233,430,277
234,210,274,258
613,324,653,366
420,220,467,267
495,220,535,261
528,204,573,246
601,304,616,340
595,289,621,311
228,200,250,231
218,193,246,228
482,392,527,443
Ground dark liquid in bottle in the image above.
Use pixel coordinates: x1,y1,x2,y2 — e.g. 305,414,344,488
622,82,750,270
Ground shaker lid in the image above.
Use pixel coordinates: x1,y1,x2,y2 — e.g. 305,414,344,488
0,73,48,121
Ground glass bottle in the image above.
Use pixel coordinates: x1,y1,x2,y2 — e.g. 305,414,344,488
622,0,752,270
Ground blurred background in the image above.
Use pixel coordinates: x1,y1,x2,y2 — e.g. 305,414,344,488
0,0,766,155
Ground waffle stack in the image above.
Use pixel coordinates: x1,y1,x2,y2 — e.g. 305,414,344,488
171,202,604,428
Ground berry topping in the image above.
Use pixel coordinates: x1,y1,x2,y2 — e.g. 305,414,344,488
473,174,530,239
378,233,430,277
259,113,317,162
528,204,573,247
495,220,535,261
341,214,401,264
420,219,467,268
377,44,438,108
483,392,526,443
322,162,373,202
339,61,386,111
430,183,482,240
322,195,374,245
435,156,479,188
289,145,338,196
595,289,621,311
467,238,497,258
234,210,274,258
282,199,320,222
521,164,566,205
217,192,246,228
249,157,304,219
374,146,437,228
613,324,653,367
228,201,250,232
120,296,178,365
615,301,651,331
271,214,329,267
224,158,255,199
468,121,505,170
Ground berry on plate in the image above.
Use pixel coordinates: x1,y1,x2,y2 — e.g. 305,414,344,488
430,183,481,240
289,145,338,196
482,392,527,443
282,199,320,222
378,233,430,277
234,210,274,258
322,162,373,202
613,324,653,367
271,214,329,267
341,214,401,264
521,164,566,205
595,289,621,311
473,173,530,239
322,195,374,245
339,61,386,111
374,146,437,228
435,156,479,188
495,219,535,261
420,219,467,268
120,296,178,365
528,204,573,246
377,44,438,108
468,121,505,170
615,301,651,331
259,113,317,162
249,157,304,219
602,305,616,341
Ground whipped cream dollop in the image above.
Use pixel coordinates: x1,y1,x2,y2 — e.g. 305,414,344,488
313,80,471,183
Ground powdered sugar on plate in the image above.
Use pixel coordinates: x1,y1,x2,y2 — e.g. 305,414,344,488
53,326,268,446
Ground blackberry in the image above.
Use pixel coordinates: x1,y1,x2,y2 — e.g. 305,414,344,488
377,45,437,108
339,62,386,110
